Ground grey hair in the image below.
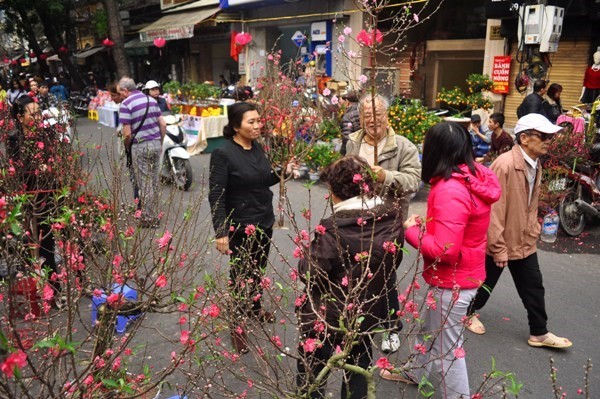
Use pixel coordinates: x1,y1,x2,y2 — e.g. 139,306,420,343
118,77,136,91
358,93,389,113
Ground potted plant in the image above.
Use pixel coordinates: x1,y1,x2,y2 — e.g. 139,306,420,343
436,74,494,116
305,143,341,179
388,99,441,148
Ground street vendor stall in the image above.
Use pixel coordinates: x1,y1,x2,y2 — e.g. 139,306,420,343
183,114,228,155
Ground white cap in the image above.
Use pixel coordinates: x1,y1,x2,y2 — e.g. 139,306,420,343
144,80,160,90
514,113,562,135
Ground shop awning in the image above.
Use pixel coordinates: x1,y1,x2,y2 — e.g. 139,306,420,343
138,6,220,42
124,38,154,49
73,47,105,59
164,0,220,12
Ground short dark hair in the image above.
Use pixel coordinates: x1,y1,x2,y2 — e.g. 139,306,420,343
489,112,505,128
223,102,258,139
533,79,547,93
12,95,35,120
234,86,253,101
320,155,378,201
547,83,562,100
421,122,476,183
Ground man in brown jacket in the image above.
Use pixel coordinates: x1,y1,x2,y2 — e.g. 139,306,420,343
466,114,572,349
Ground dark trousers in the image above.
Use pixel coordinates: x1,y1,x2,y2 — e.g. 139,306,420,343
384,276,402,331
468,253,548,336
297,337,371,399
228,227,272,315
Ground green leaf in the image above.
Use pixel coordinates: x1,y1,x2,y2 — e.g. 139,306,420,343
101,378,120,389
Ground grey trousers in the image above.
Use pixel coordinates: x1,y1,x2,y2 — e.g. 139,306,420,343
131,140,161,221
411,286,477,399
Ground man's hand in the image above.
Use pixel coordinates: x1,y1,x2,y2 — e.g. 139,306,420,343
495,260,508,268
371,165,386,182
215,236,230,255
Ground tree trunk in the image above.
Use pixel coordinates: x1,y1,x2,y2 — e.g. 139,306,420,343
32,4,86,89
104,0,131,79
12,2,50,76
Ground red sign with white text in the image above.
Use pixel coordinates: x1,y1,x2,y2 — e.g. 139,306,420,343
492,56,511,94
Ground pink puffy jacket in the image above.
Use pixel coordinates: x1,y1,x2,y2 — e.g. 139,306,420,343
405,163,501,289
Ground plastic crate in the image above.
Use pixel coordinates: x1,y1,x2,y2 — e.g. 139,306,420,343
91,284,141,334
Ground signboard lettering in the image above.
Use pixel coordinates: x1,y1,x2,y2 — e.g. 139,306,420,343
492,55,511,94
291,31,306,47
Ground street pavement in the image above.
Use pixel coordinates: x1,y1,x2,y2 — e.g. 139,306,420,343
79,118,599,398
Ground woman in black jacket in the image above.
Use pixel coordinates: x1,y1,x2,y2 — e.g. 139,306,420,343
208,102,279,353
541,83,563,124
296,156,404,399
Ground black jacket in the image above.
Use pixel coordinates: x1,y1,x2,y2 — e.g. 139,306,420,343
340,103,360,156
541,98,562,124
208,139,279,237
297,203,404,337
517,92,544,118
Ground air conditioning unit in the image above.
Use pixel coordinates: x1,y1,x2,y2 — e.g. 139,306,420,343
518,4,564,52
540,6,564,52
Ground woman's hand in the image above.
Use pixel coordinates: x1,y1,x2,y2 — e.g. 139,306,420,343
404,214,422,229
286,158,299,177
215,236,230,255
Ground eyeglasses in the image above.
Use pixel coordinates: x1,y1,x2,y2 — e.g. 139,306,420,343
527,131,553,142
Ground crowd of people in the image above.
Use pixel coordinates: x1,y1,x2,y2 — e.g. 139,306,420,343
3,70,576,398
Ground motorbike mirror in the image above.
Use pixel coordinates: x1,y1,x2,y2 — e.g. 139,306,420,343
163,114,180,125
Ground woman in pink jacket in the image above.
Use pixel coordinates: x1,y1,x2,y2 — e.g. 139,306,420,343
381,122,501,398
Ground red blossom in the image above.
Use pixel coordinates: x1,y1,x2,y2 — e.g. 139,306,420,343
356,29,383,46
301,338,320,353
454,347,466,359
180,330,190,345
155,274,167,288
315,224,326,235
0,350,27,377
156,231,172,250
375,357,392,370
244,224,256,236
382,241,397,254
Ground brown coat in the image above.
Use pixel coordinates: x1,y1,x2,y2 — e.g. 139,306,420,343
487,145,542,262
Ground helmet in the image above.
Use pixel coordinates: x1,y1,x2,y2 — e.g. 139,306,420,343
309,60,316,67
144,80,160,90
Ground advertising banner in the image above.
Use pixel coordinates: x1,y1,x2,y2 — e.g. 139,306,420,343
492,55,511,94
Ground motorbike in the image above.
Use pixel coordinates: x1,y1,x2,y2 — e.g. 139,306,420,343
553,143,600,236
160,114,193,191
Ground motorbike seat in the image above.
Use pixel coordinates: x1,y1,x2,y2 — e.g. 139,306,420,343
167,130,184,144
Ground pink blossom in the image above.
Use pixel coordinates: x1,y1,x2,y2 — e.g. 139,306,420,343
358,74,368,84
353,173,363,183
42,284,54,301
356,29,383,46
106,293,123,307
112,254,123,268
357,217,367,226
93,289,103,298
302,209,312,220
313,321,325,333
293,246,304,259
413,13,419,23
362,183,370,193
179,316,187,325
202,303,220,318
341,276,349,287
155,274,167,288
0,350,27,378
267,54,274,60
156,230,172,250
331,95,339,105
414,343,427,354
111,357,122,371
180,330,190,345
348,50,357,58
382,241,397,254
454,347,466,359
124,226,135,237
302,338,320,353
426,291,437,310
375,357,392,370
245,224,256,236
343,26,352,35
83,375,94,385
37,142,44,150
323,88,331,96
338,35,346,43
295,294,307,307
271,335,283,347
315,225,326,235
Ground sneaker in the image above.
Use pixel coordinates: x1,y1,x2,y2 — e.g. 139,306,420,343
381,332,400,354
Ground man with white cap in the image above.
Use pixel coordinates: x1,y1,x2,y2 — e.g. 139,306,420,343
466,114,572,349
144,80,169,112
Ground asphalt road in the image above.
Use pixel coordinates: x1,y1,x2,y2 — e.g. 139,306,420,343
78,118,599,398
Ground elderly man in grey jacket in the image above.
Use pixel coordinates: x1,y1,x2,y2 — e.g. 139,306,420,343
345,93,421,219
345,93,421,354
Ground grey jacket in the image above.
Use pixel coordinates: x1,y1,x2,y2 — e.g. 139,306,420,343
346,128,421,220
